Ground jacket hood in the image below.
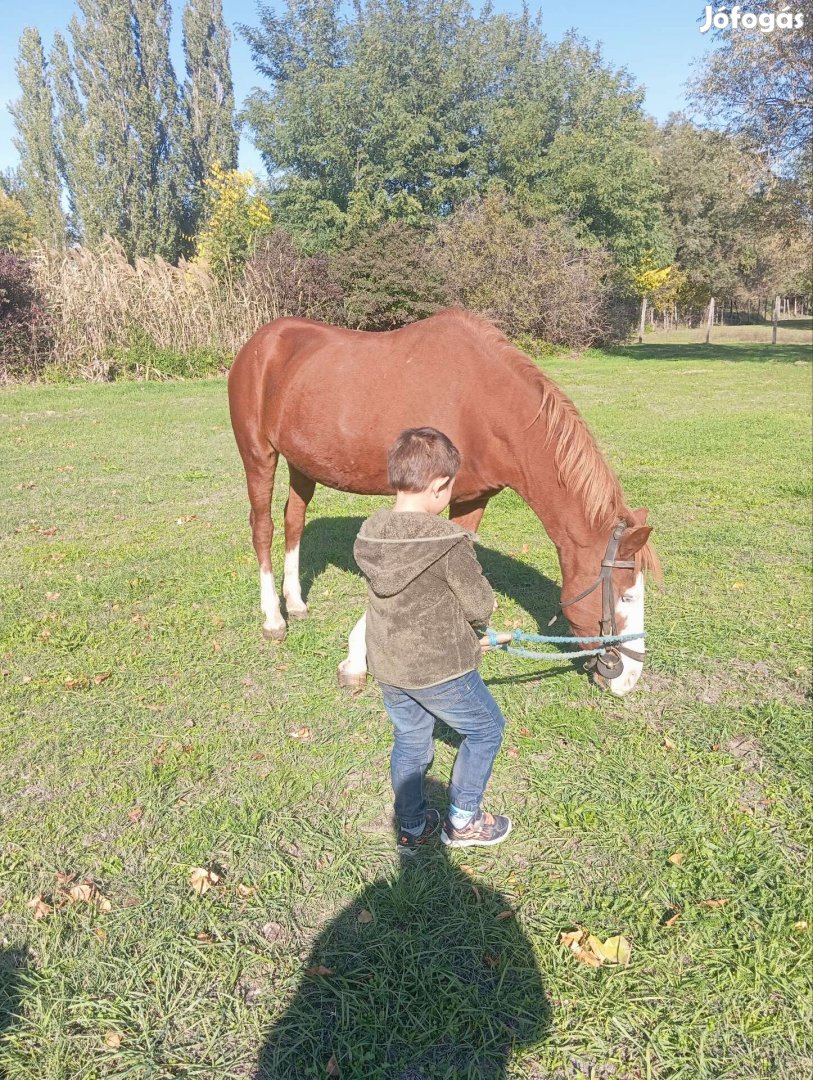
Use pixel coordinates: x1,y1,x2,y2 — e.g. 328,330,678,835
354,509,473,597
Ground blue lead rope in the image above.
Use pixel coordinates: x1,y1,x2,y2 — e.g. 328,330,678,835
483,627,644,663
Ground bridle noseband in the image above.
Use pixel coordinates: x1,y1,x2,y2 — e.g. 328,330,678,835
550,521,646,681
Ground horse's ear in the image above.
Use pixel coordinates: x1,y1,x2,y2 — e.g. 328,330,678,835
627,507,649,526
618,525,653,560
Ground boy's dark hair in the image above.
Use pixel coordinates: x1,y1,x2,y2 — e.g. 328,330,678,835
387,427,461,492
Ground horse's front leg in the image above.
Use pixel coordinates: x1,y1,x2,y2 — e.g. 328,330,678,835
338,613,368,689
283,466,316,619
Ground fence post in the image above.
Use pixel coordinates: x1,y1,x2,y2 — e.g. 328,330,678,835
772,294,780,345
705,297,715,344
638,296,647,344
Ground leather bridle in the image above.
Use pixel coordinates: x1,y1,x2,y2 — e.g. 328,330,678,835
550,521,646,681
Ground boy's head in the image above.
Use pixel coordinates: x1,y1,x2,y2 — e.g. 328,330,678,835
388,427,460,512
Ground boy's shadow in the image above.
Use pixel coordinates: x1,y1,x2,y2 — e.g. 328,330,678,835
0,947,26,1079
256,781,550,1079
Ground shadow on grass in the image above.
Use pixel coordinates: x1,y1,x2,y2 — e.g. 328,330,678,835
605,343,811,363
256,780,550,1079
0,948,26,1080
297,515,570,688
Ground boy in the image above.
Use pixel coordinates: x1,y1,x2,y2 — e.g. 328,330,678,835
353,427,512,853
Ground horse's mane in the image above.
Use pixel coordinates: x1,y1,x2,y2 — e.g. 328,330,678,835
446,309,661,579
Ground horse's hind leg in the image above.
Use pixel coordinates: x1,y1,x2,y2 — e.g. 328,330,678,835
282,466,316,620
246,449,286,641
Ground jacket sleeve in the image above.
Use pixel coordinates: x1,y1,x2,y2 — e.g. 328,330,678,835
444,540,495,626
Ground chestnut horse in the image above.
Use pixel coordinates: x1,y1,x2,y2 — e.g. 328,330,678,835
228,308,658,696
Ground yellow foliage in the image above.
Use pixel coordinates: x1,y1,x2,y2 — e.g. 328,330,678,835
193,162,272,277
631,257,685,309
0,191,34,253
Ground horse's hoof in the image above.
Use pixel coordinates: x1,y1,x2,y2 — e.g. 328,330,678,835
262,624,287,642
286,605,308,621
337,664,368,689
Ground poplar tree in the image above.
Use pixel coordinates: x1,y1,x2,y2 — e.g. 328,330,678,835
9,28,67,248
50,0,189,260
182,0,239,230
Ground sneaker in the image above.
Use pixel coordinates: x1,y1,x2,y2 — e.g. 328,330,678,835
396,809,441,853
440,809,512,849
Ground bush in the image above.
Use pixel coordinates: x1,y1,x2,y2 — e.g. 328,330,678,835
432,193,614,348
103,329,228,380
0,250,51,381
243,231,344,323
330,222,449,330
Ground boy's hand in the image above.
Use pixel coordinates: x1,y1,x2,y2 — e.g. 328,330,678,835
480,630,512,650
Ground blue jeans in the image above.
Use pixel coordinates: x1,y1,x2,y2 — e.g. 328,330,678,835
379,670,506,831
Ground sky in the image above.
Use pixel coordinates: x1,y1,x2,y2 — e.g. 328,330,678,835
0,0,718,179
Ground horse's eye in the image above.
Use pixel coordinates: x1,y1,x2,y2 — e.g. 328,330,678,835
621,594,634,603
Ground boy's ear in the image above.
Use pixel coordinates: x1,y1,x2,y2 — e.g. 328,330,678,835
433,475,451,494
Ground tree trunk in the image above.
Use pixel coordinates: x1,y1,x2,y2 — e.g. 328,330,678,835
638,296,647,344
772,295,780,345
705,297,715,344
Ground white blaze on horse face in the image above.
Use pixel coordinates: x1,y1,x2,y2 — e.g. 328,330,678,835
260,567,286,634
283,543,306,614
609,572,645,697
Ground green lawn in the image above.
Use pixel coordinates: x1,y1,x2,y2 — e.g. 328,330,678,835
1,341,811,1079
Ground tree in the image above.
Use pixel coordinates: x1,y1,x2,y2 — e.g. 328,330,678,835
689,0,813,171
9,28,67,248
0,193,34,252
193,164,273,276
181,0,239,232
238,0,669,260
50,0,190,261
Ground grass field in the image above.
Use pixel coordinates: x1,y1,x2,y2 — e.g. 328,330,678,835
1,339,811,1079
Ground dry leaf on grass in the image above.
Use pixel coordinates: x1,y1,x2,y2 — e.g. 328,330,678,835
261,921,285,942
560,929,631,968
93,672,111,685
662,737,676,750
188,867,221,896
668,852,685,865
357,909,373,924
64,675,89,690
94,927,108,942
127,806,143,823
16,481,35,490
663,910,682,928
45,591,60,600
495,910,514,921
104,1031,123,1049
27,895,52,920
793,920,808,931
65,881,112,912
304,964,333,976
698,898,729,909
287,726,313,740
326,1054,340,1077
469,884,481,902
236,884,256,900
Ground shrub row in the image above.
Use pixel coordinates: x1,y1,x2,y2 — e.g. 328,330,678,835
1,196,631,381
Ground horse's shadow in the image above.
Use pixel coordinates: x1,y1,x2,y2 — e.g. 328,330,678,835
0,947,26,1079
255,780,550,1079
297,514,562,633
296,514,571,685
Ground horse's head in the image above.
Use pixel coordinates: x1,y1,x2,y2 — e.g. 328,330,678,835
561,509,656,697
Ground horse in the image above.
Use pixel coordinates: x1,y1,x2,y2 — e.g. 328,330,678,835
228,308,660,696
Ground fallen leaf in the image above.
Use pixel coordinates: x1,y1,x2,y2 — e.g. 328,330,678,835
94,926,108,942
288,727,312,740
599,935,632,966
459,864,477,877
93,672,111,685
175,514,197,525
64,675,89,690
104,1031,123,1049
211,640,222,653
793,920,808,931
45,591,60,601
668,852,685,865
663,909,682,927
188,867,221,896
27,894,52,920
65,881,112,912
196,931,215,943
521,544,529,554
506,747,519,759
662,736,676,750
698,898,729,909
519,726,532,738
127,806,143,823
39,526,58,537
184,718,196,728
16,480,35,490
304,964,333,976
357,909,373,924
470,884,481,902
326,1054,340,1077
236,883,256,900
732,582,745,590
559,930,602,968
55,871,77,885
121,897,141,908
495,910,514,921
